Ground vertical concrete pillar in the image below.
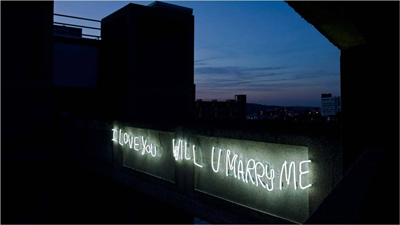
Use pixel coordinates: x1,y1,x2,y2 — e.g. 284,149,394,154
340,16,399,222
340,41,398,172
1,1,54,223
99,2,195,122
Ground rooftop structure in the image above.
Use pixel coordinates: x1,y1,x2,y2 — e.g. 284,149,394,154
195,95,246,119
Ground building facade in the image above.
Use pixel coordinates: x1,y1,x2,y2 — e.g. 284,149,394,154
195,95,246,119
321,93,341,117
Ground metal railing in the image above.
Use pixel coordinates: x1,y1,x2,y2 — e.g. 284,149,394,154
54,13,101,40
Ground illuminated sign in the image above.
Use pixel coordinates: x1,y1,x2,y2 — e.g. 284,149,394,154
112,127,175,182
169,137,312,191
112,129,158,157
172,139,203,168
210,147,312,191
112,127,313,222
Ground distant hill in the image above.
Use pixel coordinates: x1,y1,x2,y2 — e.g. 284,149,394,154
246,103,319,116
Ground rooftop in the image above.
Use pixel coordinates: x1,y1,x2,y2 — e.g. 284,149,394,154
148,1,193,15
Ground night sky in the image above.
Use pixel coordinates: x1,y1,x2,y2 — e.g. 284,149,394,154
54,1,340,107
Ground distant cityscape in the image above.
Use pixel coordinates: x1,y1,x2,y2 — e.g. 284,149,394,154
247,93,341,121
196,93,342,122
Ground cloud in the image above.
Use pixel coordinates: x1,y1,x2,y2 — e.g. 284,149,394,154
195,65,287,75
194,56,223,66
195,67,339,93
240,66,287,72
195,66,242,75
194,64,340,105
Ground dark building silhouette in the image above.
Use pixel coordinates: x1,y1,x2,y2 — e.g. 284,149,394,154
51,2,195,122
53,31,100,117
195,95,246,119
99,2,195,121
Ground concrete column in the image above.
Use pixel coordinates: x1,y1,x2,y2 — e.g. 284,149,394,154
1,1,54,223
99,3,195,123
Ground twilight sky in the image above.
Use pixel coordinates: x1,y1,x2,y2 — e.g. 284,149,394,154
54,1,341,107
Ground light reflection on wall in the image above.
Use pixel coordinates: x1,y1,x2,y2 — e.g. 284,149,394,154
112,128,312,192
210,146,311,191
111,126,313,222
194,135,312,223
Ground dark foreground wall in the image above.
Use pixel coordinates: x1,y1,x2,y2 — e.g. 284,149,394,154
340,41,399,224
53,36,99,88
2,2,54,223
339,5,399,222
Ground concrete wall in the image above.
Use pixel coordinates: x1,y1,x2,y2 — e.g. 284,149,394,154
57,118,342,223
99,3,195,121
341,41,399,171
53,41,99,88
2,2,54,223
340,39,399,223
52,37,101,117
